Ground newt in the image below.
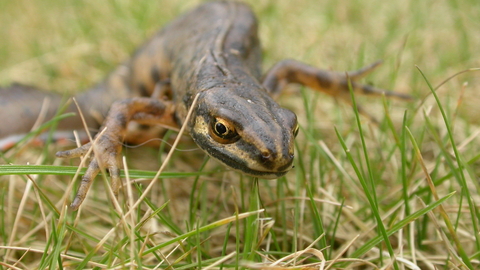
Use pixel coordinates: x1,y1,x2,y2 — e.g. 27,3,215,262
0,1,411,210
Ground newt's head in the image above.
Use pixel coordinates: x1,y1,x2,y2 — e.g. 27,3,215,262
189,87,298,179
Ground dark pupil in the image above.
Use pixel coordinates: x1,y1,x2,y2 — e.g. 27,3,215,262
215,122,228,135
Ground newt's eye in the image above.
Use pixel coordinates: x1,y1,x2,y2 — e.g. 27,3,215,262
293,123,299,137
209,117,239,144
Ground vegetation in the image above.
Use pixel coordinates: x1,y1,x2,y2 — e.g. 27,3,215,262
0,0,479,269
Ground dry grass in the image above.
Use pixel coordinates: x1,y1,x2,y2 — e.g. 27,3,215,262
1,0,479,269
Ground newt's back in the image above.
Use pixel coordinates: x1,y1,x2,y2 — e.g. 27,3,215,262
128,1,263,104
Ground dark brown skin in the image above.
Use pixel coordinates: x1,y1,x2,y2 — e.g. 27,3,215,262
0,1,411,210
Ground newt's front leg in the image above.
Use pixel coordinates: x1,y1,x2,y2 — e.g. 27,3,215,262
56,97,176,210
262,59,412,122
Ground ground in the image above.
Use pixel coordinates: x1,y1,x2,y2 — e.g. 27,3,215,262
0,0,479,269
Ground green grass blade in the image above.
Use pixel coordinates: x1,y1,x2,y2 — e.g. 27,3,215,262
2,113,76,155
416,66,479,268
348,191,455,259
0,164,211,178
142,209,264,256
344,78,399,269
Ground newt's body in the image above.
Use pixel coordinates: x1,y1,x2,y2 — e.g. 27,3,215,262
0,1,411,209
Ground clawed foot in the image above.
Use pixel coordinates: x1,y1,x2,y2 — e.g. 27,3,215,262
345,61,413,101
56,132,123,210
56,97,175,210
263,59,413,124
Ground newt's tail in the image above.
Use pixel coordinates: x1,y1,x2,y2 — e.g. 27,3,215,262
0,84,98,150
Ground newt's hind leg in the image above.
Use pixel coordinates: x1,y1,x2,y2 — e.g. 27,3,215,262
262,59,412,123
56,97,177,210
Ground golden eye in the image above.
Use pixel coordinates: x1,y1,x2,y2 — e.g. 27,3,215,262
293,123,300,137
209,117,239,144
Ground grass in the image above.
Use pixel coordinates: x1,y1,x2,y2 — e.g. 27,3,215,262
1,0,480,269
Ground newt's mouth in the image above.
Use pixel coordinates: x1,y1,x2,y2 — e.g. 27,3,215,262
240,166,292,179
198,140,295,179
211,152,294,179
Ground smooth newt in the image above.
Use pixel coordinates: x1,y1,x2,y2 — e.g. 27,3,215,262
0,1,412,210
